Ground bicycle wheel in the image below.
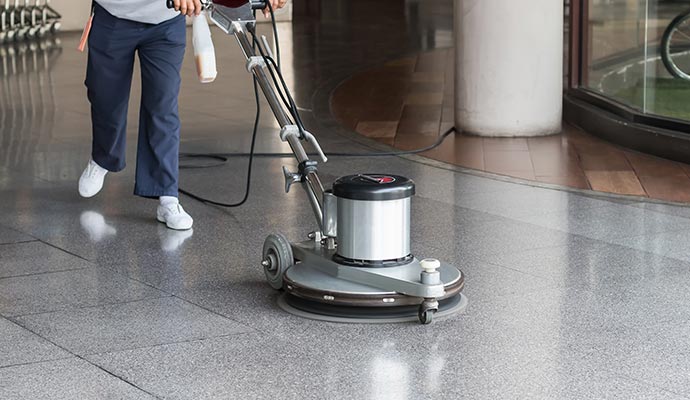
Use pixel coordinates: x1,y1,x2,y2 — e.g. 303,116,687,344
662,9,690,81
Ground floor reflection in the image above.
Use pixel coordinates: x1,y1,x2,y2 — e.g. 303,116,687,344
79,210,117,243
371,354,410,399
158,225,194,252
0,37,61,170
365,339,447,399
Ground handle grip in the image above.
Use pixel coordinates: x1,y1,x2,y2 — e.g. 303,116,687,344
251,0,269,9
167,0,268,10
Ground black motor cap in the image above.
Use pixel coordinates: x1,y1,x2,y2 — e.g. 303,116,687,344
332,174,415,201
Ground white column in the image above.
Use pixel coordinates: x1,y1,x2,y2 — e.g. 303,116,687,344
454,0,563,137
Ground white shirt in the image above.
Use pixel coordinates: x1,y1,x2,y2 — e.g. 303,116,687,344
96,0,180,25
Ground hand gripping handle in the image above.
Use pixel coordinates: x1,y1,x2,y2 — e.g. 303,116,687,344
167,0,267,10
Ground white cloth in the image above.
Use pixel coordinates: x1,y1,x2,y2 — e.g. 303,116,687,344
96,0,179,25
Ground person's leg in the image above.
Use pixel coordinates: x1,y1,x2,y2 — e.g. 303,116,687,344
136,15,192,230
85,5,138,172
134,15,185,199
80,4,138,198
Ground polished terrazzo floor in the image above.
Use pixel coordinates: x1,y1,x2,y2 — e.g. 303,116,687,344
4,1,690,399
332,48,690,203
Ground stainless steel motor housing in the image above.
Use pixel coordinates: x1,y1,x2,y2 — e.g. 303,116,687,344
331,174,415,263
336,196,411,261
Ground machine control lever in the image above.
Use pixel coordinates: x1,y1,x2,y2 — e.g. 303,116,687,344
303,131,328,163
282,166,302,193
280,125,328,163
260,35,275,60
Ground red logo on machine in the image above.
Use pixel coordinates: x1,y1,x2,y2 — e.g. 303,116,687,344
357,174,397,184
372,176,395,184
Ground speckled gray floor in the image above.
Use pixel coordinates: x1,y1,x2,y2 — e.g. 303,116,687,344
2,1,690,399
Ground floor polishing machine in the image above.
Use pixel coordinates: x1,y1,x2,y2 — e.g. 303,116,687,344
169,0,467,324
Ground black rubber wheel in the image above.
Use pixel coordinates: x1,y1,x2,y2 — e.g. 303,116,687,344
262,233,294,290
662,9,690,81
418,309,434,325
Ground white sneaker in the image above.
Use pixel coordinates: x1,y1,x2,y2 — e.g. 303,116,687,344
79,160,108,198
157,203,194,230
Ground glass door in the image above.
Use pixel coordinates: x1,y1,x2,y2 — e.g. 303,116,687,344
582,0,690,121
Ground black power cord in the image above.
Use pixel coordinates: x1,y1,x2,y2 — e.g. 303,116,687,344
178,76,261,207
177,4,278,208
180,126,456,161
177,10,264,208
178,3,456,208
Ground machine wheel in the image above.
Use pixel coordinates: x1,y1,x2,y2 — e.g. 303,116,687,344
418,309,434,325
262,233,294,290
418,299,439,325
661,9,690,80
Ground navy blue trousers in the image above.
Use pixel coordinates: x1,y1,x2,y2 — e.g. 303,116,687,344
86,4,186,198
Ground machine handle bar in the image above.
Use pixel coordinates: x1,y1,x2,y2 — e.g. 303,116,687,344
166,0,268,11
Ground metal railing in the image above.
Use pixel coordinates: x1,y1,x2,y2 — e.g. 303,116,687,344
0,0,61,44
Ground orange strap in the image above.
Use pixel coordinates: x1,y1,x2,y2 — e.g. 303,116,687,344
77,11,94,52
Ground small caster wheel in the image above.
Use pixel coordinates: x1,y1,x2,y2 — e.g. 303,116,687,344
418,299,439,325
418,309,435,325
261,233,294,290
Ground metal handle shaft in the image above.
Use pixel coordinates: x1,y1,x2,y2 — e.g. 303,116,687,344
232,23,325,229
